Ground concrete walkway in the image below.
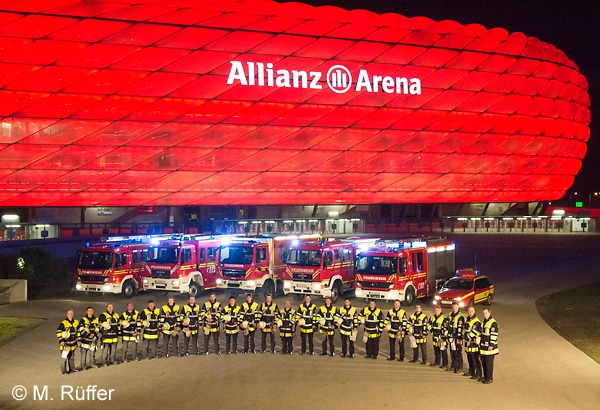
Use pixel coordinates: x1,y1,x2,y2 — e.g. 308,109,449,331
1,234,599,409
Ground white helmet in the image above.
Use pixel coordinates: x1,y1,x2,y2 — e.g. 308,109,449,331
101,321,111,330
384,324,391,332
183,328,191,337
141,319,150,328
258,321,266,329
61,330,71,339
335,317,343,326
276,319,283,327
222,314,232,323
162,322,171,331
298,318,306,326
121,320,130,329
241,320,249,329
319,318,326,326
204,326,210,335
182,317,190,326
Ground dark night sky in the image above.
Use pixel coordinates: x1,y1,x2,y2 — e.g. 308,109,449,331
279,0,600,200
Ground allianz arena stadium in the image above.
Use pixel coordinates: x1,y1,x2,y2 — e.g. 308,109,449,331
0,0,591,206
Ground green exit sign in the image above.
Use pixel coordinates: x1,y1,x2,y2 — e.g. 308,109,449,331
575,201,583,208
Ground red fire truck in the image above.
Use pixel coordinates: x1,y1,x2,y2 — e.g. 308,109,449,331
216,235,318,298
354,238,455,305
75,239,154,297
282,239,376,302
143,235,224,296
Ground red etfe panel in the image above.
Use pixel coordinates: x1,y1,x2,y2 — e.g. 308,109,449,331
0,0,591,206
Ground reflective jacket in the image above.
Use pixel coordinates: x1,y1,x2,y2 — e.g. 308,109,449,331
57,318,79,351
385,308,407,339
464,314,482,353
160,303,180,335
480,317,498,355
336,305,357,336
317,305,337,336
240,301,259,331
98,311,120,344
201,301,222,333
428,313,448,347
258,302,279,333
140,307,161,340
278,308,296,338
296,303,318,334
78,315,99,349
120,310,140,341
359,307,384,338
447,311,465,341
222,304,241,335
408,311,428,343
181,303,201,334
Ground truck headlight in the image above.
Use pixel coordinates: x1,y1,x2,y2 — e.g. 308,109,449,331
283,281,291,290
172,280,180,286
75,283,82,290
216,279,222,285
387,290,399,299
102,285,111,291
312,283,322,291
247,280,256,287
434,295,441,300
143,279,149,284
454,297,463,301
355,288,363,297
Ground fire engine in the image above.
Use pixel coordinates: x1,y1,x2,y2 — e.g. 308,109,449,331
143,235,225,296
282,238,377,302
216,235,318,298
75,238,155,297
354,238,455,304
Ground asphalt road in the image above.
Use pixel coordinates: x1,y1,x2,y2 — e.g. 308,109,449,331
1,234,600,410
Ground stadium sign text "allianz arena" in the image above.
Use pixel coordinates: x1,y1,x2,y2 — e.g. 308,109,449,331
0,0,591,206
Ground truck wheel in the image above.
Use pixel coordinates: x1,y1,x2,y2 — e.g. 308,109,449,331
486,295,492,306
261,281,275,300
121,280,136,298
330,282,342,303
189,281,201,297
404,287,416,306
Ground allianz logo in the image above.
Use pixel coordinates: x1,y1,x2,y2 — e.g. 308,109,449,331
227,61,421,95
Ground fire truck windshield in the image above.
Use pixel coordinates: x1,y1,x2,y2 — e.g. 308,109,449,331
356,255,397,275
443,278,473,290
287,249,322,267
150,247,178,264
78,251,113,270
220,245,253,265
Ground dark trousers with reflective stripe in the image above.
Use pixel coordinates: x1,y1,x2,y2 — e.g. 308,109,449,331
467,352,482,377
340,334,354,356
481,354,495,381
366,336,380,358
389,336,405,360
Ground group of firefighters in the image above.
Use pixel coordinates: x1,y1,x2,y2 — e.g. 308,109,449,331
57,293,499,383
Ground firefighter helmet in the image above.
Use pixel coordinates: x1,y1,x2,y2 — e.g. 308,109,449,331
319,318,326,326
298,318,306,326
101,321,111,330
384,324,391,332
222,314,232,323
182,317,190,326
121,320,130,329
61,330,71,339
141,319,150,328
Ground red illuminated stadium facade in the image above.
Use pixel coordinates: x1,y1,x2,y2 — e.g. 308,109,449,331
0,0,591,207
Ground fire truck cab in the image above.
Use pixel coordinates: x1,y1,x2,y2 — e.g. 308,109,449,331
75,240,152,298
217,235,317,298
354,238,455,304
282,240,356,302
143,236,221,296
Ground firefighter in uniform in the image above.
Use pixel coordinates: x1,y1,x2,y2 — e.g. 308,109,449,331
258,293,279,353
408,304,428,364
201,292,222,354
140,300,160,359
447,301,465,373
278,300,296,354
160,296,181,358
428,305,449,369
240,293,259,354
222,295,241,354
181,295,201,355
336,297,357,358
78,306,99,370
317,297,337,356
385,300,407,361
464,305,482,380
359,299,385,359
57,308,80,374
297,295,318,355
98,303,120,366
480,307,498,384
120,302,141,362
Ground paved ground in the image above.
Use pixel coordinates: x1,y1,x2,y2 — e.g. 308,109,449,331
1,234,600,409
